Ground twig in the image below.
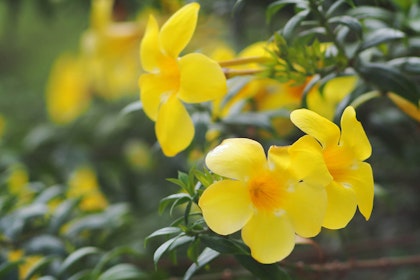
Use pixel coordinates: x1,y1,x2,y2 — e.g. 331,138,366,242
289,254,420,272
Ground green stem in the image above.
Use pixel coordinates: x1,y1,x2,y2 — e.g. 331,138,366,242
350,90,381,109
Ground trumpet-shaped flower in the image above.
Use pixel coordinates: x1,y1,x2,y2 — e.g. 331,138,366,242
291,106,374,229
199,137,332,264
139,3,227,156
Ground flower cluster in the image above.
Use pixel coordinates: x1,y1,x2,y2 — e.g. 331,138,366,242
199,106,373,263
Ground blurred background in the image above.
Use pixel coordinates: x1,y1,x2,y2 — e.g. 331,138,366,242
1,0,420,279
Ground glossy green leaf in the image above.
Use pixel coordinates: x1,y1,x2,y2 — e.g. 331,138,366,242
326,0,348,17
266,0,309,23
145,227,182,245
158,193,191,214
183,248,220,280
200,235,250,255
48,199,80,235
283,9,310,42
348,6,393,21
329,15,362,38
23,256,55,280
98,264,145,280
153,234,194,266
389,57,420,74
33,185,63,204
359,28,405,51
120,101,143,116
58,247,101,276
358,63,420,104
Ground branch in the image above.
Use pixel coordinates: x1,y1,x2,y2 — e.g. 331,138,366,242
289,255,420,272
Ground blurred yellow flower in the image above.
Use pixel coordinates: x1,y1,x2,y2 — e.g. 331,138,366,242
0,114,6,140
8,250,42,280
7,164,32,205
139,3,227,156
80,0,143,100
291,106,374,229
388,92,420,122
68,166,108,211
46,54,90,125
199,137,332,263
307,76,357,120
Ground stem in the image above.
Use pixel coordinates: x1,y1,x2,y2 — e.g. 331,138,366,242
223,68,265,79
218,56,271,67
308,0,348,68
293,255,420,272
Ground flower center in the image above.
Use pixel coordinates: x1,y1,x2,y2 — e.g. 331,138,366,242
248,171,283,213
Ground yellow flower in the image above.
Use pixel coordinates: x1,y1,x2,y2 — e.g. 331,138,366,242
68,166,108,211
291,106,374,229
198,137,332,264
46,54,90,125
8,250,42,280
306,76,357,120
139,3,227,157
388,92,420,122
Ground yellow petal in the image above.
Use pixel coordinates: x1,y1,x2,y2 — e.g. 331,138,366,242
178,53,227,103
159,2,199,58
199,180,252,235
322,181,358,229
339,162,374,221
290,108,340,149
140,15,165,72
139,73,173,121
242,211,295,264
283,178,327,237
155,94,194,156
388,92,420,122
287,135,332,187
340,106,371,161
205,138,267,181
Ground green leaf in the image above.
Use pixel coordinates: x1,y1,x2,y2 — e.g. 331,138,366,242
33,185,63,204
158,193,191,214
67,270,93,280
58,247,101,276
0,261,19,279
357,63,420,104
348,6,393,22
120,101,143,116
389,57,420,74
183,248,220,280
48,199,80,235
359,28,405,51
326,0,348,17
235,255,291,280
328,15,362,38
153,234,194,266
145,227,182,245
200,235,249,255
98,264,145,280
266,0,309,23
283,9,310,42
23,257,55,280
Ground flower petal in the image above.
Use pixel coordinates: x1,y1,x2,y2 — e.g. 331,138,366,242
155,94,194,156
340,106,371,161
140,15,165,72
178,53,227,103
159,2,199,58
287,135,332,187
338,162,374,221
139,73,173,121
241,211,295,264
283,180,327,237
290,108,340,149
322,181,357,229
205,138,267,181
199,180,252,235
